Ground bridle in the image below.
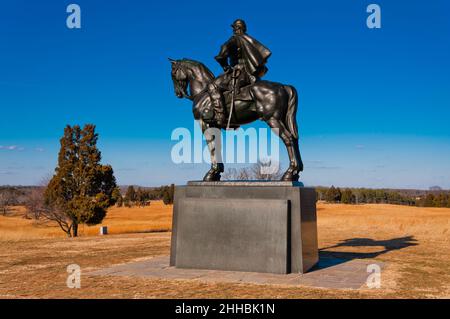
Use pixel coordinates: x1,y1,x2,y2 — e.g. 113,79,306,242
171,63,194,100
171,59,215,101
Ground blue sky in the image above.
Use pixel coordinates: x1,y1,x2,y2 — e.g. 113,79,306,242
1,0,449,189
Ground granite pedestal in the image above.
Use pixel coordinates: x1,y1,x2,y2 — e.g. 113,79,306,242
170,181,318,274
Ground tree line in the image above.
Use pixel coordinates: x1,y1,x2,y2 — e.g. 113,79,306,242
317,186,450,207
117,184,175,207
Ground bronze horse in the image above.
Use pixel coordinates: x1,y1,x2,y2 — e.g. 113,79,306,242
170,58,303,181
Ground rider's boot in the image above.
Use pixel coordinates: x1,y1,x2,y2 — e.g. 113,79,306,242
213,100,226,127
208,84,226,127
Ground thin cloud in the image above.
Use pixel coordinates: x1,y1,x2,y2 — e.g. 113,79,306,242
309,165,341,170
0,170,15,175
0,145,24,151
305,160,324,164
307,160,341,170
6,165,24,170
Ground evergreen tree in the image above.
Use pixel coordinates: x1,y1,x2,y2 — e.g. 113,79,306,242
325,186,336,202
341,188,355,204
162,190,171,205
125,185,137,205
169,184,175,202
44,125,117,237
112,188,122,207
162,184,175,205
423,193,436,207
116,193,124,207
325,186,342,203
136,187,149,207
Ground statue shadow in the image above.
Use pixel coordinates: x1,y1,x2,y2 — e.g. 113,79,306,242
313,235,418,270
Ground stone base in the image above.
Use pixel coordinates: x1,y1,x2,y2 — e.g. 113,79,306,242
170,181,318,274
88,254,385,290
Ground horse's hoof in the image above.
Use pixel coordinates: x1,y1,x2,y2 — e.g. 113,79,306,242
281,170,299,182
203,171,221,182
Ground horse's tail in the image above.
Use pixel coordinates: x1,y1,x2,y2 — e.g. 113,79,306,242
285,85,299,140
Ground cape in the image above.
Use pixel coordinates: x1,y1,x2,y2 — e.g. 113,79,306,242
234,34,272,77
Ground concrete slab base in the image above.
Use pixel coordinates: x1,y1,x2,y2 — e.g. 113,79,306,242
87,255,385,290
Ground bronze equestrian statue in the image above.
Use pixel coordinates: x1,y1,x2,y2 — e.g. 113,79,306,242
170,19,303,182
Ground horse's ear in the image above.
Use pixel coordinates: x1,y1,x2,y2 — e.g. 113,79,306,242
168,58,176,64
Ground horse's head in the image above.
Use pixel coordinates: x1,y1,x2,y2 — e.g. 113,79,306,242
169,58,190,99
169,58,215,100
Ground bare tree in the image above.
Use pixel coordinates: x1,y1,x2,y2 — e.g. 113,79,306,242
22,175,73,236
222,160,283,181
24,187,46,219
250,159,283,180
39,207,74,237
25,190,73,236
23,175,51,219
0,188,18,216
222,167,251,180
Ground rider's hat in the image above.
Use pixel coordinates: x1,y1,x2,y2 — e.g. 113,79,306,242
231,19,247,33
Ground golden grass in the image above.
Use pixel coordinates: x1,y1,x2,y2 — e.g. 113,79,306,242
0,201,173,241
1,202,449,298
81,201,172,236
317,202,450,242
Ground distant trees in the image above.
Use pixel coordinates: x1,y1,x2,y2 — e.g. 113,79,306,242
341,188,356,204
135,187,152,207
162,184,175,205
250,160,283,180
44,124,117,237
325,186,342,203
0,187,19,216
116,193,124,207
24,186,46,219
123,186,134,207
222,167,251,180
112,188,122,207
420,193,450,208
316,187,428,206
222,160,283,181
120,184,174,207
125,186,136,204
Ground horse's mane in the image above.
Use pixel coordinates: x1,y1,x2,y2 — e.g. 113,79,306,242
179,58,215,81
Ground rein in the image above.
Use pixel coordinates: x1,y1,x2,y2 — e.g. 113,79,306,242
175,62,212,101
183,85,209,101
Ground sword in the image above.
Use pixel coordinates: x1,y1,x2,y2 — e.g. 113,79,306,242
226,67,238,130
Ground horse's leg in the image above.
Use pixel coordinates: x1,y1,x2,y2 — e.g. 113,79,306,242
265,117,299,181
200,120,224,181
293,138,304,172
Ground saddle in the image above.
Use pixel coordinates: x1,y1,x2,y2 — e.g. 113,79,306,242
201,83,254,129
223,84,253,105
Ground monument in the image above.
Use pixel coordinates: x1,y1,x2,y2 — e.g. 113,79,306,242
169,20,318,274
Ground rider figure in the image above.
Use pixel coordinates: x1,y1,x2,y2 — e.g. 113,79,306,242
205,19,272,127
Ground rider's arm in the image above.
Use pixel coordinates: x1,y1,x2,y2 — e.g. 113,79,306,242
214,39,232,72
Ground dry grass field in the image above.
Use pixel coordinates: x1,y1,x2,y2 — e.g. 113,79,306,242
0,201,449,298
0,202,172,240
